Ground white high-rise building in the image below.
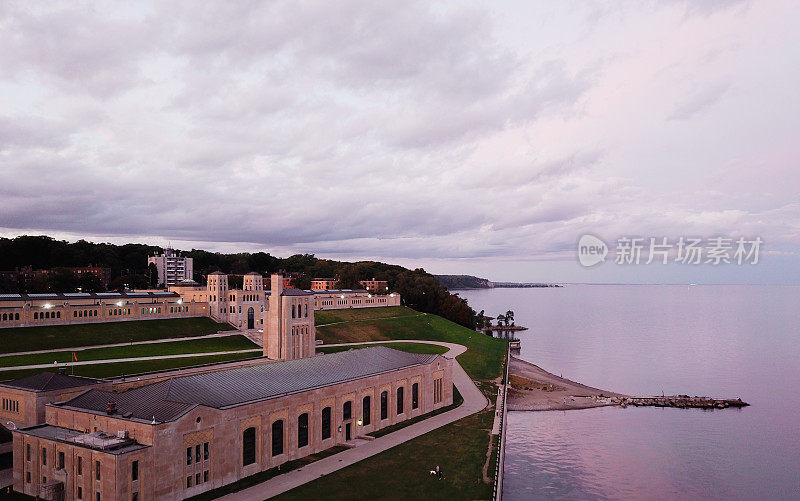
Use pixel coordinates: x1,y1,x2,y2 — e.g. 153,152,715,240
148,248,193,286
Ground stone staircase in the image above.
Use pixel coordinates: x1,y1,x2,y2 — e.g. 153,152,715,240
241,330,264,347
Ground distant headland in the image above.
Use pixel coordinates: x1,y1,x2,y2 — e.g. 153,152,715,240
434,274,561,290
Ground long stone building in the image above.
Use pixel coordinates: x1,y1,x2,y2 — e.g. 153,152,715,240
0,291,204,329
7,345,453,500
0,273,400,332
1,271,434,500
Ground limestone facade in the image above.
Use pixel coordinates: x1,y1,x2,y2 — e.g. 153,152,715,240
12,348,453,500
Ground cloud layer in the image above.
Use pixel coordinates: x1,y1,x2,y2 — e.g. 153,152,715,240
1,1,798,282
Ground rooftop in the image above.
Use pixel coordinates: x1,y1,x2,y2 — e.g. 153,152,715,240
0,291,181,302
16,425,149,455
280,288,314,296
58,347,438,423
0,372,104,392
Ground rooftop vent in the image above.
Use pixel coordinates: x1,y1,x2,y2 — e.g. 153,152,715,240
106,401,117,415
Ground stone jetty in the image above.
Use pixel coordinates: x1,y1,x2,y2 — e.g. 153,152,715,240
612,395,749,409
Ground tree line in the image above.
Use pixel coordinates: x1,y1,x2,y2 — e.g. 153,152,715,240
0,235,477,329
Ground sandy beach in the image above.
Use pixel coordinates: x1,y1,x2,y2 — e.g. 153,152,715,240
507,356,628,411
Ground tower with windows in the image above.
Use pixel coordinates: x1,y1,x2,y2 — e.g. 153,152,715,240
206,271,229,322
264,275,315,361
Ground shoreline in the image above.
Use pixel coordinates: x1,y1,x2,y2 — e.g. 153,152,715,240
507,356,749,411
507,356,627,411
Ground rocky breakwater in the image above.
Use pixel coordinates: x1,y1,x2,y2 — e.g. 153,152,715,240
613,395,749,409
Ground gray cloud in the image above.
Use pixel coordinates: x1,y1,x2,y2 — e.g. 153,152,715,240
0,0,798,282
668,83,730,120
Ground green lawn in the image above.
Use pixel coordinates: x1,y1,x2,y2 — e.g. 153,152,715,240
314,306,420,325
316,342,448,356
317,313,506,381
0,335,258,368
0,317,231,353
0,352,260,381
274,408,495,501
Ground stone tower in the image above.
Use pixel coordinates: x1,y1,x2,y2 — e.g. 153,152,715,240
264,274,315,360
207,271,229,323
243,272,263,292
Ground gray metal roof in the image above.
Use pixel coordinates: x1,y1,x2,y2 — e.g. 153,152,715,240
59,379,195,423
0,372,104,392
0,291,180,302
166,346,436,409
58,347,437,423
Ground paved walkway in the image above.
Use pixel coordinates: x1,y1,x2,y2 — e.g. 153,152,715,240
1,349,262,372
0,331,241,358
219,340,488,501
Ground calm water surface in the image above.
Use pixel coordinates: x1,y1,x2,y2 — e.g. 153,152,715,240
458,285,800,500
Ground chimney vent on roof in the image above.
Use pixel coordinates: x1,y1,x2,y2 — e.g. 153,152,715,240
106,401,117,415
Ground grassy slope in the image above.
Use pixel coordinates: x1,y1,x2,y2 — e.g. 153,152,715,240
316,342,447,356
275,309,506,501
314,306,420,325
276,407,495,501
0,352,260,381
0,317,231,353
0,335,258,367
317,312,506,381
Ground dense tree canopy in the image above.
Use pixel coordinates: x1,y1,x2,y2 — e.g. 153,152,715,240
0,235,477,328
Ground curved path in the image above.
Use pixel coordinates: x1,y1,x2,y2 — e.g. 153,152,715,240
0,349,262,371
0,331,241,358
219,340,488,501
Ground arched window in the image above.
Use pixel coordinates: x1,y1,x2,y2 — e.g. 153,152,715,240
304,303,308,317
242,427,256,466
412,383,419,409
56,311,61,319
397,387,404,415
2,313,6,321
321,407,332,440
343,401,352,421
271,420,284,456
15,313,20,320
34,312,38,320
380,391,388,420
298,413,309,448
73,311,77,318
362,396,371,426
291,305,296,318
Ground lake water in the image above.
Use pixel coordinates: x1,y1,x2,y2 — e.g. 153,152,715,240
458,285,800,500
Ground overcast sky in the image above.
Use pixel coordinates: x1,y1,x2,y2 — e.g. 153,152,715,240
1,1,798,284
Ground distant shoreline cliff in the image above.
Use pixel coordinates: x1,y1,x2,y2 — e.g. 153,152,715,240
434,274,561,290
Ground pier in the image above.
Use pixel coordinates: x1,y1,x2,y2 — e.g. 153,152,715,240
615,395,749,409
